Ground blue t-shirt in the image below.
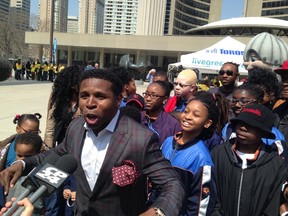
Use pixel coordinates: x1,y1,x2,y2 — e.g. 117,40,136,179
5,140,16,168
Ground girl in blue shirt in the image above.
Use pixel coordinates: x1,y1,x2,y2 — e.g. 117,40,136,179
161,91,229,216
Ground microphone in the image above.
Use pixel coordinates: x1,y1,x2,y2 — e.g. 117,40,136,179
13,154,78,216
3,154,60,216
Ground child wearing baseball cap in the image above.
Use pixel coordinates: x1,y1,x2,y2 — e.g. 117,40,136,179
212,104,288,216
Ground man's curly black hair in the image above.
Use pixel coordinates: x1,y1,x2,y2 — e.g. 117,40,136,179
80,68,123,96
50,65,83,141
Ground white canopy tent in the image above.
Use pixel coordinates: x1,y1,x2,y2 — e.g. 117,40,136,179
168,36,248,77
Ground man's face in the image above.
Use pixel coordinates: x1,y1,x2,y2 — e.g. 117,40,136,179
79,78,122,134
219,64,239,87
174,75,195,100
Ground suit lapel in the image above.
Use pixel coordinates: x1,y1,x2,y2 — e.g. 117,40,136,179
92,117,131,195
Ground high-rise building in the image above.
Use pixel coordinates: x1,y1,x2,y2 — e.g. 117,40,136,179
103,0,138,35
0,0,10,24
136,0,222,36
79,0,105,34
39,0,68,32
244,0,288,21
10,0,31,32
67,16,79,33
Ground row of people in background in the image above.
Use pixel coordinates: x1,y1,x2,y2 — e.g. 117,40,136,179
14,58,65,82
2,61,288,215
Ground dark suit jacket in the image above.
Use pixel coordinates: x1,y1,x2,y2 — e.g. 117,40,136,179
25,115,185,216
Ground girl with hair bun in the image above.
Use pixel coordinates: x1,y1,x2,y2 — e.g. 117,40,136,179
0,113,42,171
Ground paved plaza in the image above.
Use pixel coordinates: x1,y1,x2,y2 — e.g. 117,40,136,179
0,79,149,141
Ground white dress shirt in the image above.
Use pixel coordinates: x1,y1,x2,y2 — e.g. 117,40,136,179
81,110,120,191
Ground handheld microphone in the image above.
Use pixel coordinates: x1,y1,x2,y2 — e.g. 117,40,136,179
3,154,60,216
13,154,78,216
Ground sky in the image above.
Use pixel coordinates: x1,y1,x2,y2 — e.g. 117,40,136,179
30,0,244,20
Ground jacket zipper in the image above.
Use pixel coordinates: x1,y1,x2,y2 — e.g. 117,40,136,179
170,144,179,162
236,169,244,216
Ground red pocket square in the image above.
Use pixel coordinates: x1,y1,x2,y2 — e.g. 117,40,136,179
112,160,138,187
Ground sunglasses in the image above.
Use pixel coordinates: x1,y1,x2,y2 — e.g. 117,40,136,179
173,82,191,88
218,70,235,76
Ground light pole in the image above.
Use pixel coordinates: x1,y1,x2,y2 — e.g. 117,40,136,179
49,0,55,63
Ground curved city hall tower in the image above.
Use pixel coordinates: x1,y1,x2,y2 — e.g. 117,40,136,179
136,0,222,36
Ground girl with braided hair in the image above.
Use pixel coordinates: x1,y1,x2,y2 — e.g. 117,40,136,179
154,91,229,215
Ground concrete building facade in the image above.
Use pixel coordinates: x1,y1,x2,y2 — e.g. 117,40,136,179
0,0,9,24
136,0,166,36
67,16,79,33
244,0,288,21
104,0,138,35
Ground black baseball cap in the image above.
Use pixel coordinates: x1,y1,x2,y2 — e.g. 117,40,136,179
230,104,276,139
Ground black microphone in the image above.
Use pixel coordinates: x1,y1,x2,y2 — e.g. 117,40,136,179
3,154,60,216
13,154,78,216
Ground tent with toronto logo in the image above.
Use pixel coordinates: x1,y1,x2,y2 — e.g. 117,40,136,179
168,36,248,78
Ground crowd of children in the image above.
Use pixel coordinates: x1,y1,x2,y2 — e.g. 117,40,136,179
2,63,288,216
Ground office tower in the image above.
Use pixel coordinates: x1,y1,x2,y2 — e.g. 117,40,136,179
79,0,105,34
10,0,31,31
103,0,138,35
0,0,10,24
67,16,79,33
244,0,288,21
39,0,68,32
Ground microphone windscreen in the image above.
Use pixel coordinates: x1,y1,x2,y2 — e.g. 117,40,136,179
55,154,78,174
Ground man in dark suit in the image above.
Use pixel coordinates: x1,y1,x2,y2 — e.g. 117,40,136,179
0,69,185,216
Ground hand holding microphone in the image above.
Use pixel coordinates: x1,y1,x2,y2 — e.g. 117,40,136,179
0,198,33,216
12,154,78,216
1,154,78,216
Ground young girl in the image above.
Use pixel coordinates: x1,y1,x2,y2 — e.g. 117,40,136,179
160,91,228,215
0,113,42,171
0,113,41,208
